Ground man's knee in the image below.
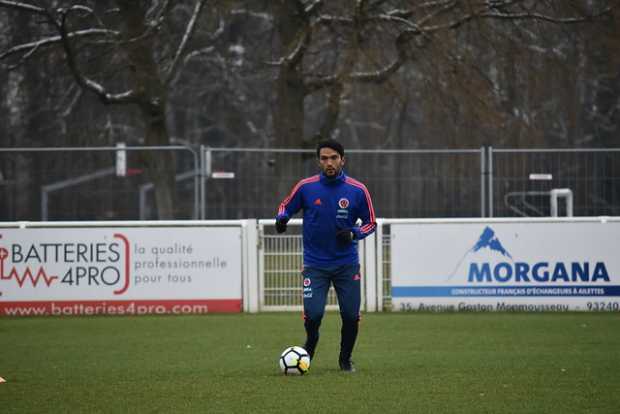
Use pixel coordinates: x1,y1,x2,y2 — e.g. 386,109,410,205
340,310,360,324
304,309,324,325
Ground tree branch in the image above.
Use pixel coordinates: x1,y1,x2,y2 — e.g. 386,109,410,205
305,0,324,16
305,58,402,93
165,0,208,86
0,29,119,63
146,0,171,23
349,58,404,84
55,7,137,104
305,27,413,93
477,7,613,24
419,2,613,33
0,0,45,15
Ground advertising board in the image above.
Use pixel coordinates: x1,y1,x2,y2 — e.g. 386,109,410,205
391,220,620,311
0,227,243,315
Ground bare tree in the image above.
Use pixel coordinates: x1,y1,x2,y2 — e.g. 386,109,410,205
0,0,213,218
262,0,615,148
1,0,617,220
245,0,618,216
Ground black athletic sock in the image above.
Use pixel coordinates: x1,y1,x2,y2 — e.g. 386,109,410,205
304,319,321,360
339,319,359,362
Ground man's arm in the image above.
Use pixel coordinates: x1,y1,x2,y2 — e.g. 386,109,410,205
350,184,376,241
275,180,305,233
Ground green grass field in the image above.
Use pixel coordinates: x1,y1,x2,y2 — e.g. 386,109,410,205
1,312,619,413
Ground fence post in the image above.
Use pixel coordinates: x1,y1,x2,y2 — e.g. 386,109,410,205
191,147,200,220
257,221,266,311
364,232,378,312
488,146,494,217
375,219,384,312
242,219,259,313
199,146,209,220
480,146,486,218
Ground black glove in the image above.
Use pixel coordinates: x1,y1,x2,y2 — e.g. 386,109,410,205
275,217,287,234
336,228,354,244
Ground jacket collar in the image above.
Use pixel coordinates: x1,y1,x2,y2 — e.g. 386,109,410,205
320,170,346,185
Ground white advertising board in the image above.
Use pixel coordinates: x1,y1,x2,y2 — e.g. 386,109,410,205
0,227,242,315
391,220,620,312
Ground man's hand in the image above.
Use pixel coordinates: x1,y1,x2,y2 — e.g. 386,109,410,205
275,217,287,234
336,228,354,244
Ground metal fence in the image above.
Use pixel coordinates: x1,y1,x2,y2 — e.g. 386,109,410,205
2,146,620,221
259,219,341,311
0,146,199,221
201,146,620,220
381,227,392,311
489,148,620,217
203,147,485,219
258,219,381,312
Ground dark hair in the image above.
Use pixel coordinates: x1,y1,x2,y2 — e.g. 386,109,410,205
316,139,345,158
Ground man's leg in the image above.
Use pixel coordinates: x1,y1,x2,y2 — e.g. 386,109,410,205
332,264,361,371
302,267,329,360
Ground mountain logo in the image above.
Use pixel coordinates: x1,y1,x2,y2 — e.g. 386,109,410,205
471,226,512,259
447,226,512,280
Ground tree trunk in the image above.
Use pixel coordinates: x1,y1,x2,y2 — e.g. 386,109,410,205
272,1,306,148
271,1,309,196
117,0,176,219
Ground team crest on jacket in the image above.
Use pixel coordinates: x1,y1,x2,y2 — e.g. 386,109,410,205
338,198,349,209
303,278,311,287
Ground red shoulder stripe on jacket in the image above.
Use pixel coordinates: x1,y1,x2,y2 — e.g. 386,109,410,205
344,177,376,234
278,175,320,215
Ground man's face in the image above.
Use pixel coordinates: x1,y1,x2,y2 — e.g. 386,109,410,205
318,147,345,177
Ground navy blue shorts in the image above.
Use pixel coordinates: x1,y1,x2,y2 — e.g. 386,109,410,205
302,264,361,322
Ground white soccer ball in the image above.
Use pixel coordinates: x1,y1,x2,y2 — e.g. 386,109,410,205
279,346,310,375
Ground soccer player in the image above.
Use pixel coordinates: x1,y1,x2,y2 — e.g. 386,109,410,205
275,139,376,372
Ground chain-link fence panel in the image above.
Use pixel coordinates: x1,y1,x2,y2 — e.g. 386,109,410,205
260,222,339,310
490,148,620,217
203,148,485,219
0,146,198,220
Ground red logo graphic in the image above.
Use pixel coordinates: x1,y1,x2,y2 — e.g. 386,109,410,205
0,247,58,287
314,198,322,206
338,198,349,209
113,233,131,295
303,278,311,287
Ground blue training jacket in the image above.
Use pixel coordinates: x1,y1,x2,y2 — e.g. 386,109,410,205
276,171,376,267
